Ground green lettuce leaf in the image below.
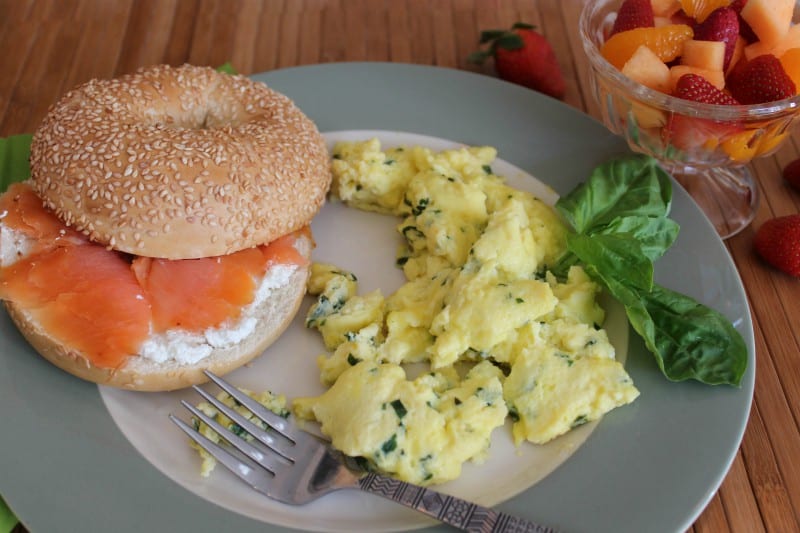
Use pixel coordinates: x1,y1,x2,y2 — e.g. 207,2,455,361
216,62,238,75
0,133,32,193
0,495,19,533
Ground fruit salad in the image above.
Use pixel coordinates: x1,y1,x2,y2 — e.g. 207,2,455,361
584,0,800,165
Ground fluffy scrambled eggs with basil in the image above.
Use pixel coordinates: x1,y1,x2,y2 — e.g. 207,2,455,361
292,139,639,485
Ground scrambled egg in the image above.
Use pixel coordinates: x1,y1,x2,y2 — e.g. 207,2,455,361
294,139,639,485
192,389,289,477
294,360,506,484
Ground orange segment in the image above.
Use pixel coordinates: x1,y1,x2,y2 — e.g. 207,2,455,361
779,48,800,94
601,25,694,69
679,0,732,23
721,130,760,163
755,131,788,156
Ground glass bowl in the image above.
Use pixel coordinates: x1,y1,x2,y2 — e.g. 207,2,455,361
579,0,800,239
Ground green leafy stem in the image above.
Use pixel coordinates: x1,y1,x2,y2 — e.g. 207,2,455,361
552,155,747,386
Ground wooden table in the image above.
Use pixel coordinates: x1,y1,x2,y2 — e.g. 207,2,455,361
1,1,798,532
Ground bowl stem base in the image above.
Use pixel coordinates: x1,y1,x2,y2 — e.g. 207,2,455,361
661,163,760,240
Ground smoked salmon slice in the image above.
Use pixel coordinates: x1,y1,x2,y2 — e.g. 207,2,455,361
0,182,311,369
0,245,151,368
131,231,310,333
0,182,87,250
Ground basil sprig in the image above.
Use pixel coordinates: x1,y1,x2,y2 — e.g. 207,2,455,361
554,155,747,386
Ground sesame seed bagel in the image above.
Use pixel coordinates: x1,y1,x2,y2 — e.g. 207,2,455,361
29,64,331,259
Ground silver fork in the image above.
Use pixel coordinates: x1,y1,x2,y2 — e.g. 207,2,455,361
170,370,559,533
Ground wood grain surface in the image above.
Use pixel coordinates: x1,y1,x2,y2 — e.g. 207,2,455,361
1,1,798,532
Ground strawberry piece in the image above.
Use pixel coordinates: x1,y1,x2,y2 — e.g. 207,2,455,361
611,0,655,36
782,157,800,191
729,0,759,43
468,22,566,99
727,54,796,104
663,115,741,150
693,7,739,71
673,73,741,104
666,74,741,150
754,214,800,277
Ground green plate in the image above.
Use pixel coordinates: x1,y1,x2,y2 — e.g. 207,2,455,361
0,62,754,533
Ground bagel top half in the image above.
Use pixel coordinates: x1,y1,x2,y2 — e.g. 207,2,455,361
29,63,331,259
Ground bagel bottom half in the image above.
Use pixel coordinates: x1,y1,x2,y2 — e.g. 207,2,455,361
4,235,312,392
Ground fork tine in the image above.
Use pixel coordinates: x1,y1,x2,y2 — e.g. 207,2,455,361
179,400,290,476
191,385,294,460
203,371,305,442
168,414,274,495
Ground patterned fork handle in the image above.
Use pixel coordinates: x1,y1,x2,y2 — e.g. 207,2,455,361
359,473,559,533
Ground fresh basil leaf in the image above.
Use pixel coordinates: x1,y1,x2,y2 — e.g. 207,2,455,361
0,133,32,193
593,272,746,386
600,215,680,262
641,285,747,385
566,233,653,291
555,155,672,234
597,273,656,347
551,153,747,386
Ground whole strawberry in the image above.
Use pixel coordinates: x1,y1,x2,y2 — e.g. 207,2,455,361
611,0,655,35
754,214,800,277
468,22,566,99
728,54,796,104
673,73,740,105
782,158,800,191
693,7,739,71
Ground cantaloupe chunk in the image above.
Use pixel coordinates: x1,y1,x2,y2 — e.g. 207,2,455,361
631,102,668,128
740,0,794,47
681,40,726,71
651,0,681,17
669,64,726,91
654,16,673,27
727,37,746,76
744,23,800,61
622,45,672,92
